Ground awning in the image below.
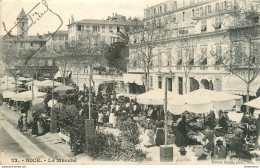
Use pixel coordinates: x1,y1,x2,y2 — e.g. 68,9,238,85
244,97,260,109
123,73,144,85
222,75,260,96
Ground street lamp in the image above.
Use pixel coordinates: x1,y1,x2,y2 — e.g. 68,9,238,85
160,69,174,162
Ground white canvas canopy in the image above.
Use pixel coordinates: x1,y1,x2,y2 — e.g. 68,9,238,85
54,85,75,92
25,80,41,86
168,89,242,114
12,91,46,102
244,97,260,109
48,99,58,107
136,89,182,105
2,91,16,99
32,98,45,105
18,77,33,82
37,80,62,87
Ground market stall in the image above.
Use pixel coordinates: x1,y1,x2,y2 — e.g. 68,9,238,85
11,90,47,102
54,85,75,92
168,89,242,114
136,89,182,105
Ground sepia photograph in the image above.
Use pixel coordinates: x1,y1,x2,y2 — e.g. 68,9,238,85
0,0,260,166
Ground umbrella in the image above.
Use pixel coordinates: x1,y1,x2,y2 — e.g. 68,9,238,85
54,85,75,92
2,91,16,99
12,90,46,101
48,99,58,107
32,98,45,105
37,80,62,87
30,103,46,117
6,87,27,92
18,77,33,82
244,97,260,109
136,89,182,105
168,89,242,114
25,80,41,86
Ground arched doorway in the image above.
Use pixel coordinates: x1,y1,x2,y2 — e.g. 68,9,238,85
201,79,210,89
190,78,200,92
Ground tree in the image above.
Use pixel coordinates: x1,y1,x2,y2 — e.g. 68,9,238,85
174,31,197,94
105,42,129,73
128,21,168,91
211,0,260,112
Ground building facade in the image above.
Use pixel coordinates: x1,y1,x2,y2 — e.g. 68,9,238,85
127,0,260,96
1,8,69,80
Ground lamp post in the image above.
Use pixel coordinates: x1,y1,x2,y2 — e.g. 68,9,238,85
50,59,57,133
160,70,174,162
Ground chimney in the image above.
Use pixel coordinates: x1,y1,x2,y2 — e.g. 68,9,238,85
71,15,74,23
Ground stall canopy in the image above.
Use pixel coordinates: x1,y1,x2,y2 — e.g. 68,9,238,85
54,85,75,92
37,80,62,87
12,91,46,102
6,87,27,92
244,97,260,109
136,89,182,105
222,75,260,96
2,91,16,99
47,99,58,107
123,74,144,85
168,89,242,114
18,77,33,82
25,80,41,86
32,98,45,105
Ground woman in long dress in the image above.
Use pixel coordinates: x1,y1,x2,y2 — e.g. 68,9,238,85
155,120,165,146
143,120,155,148
175,115,190,148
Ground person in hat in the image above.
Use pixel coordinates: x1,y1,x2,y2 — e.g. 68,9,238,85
213,139,227,159
143,119,155,148
230,130,252,160
175,115,190,149
202,125,215,157
218,114,228,133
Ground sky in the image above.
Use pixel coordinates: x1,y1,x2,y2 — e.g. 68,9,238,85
0,0,167,36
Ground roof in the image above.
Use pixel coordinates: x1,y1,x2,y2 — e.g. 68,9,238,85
2,35,47,42
67,19,128,26
17,8,28,19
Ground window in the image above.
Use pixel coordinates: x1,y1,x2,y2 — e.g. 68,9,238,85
192,9,195,17
160,6,162,14
77,25,83,31
158,54,162,66
164,4,167,13
208,5,212,13
149,76,153,88
158,76,162,89
177,49,183,65
117,26,120,32
205,6,208,15
215,44,222,65
201,20,207,32
200,46,208,65
93,25,100,32
31,43,33,47
214,17,222,30
215,3,220,13
200,7,204,16
109,26,113,32
167,50,172,66
158,18,161,27
182,12,185,22
189,48,194,65
173,1,177,10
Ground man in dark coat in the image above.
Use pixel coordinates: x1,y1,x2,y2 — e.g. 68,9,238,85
175,115,190,148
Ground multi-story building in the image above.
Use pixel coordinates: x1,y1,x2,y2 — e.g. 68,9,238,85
0,8,69,80
67,13,128,44
66,13,129,90
126,0,260,97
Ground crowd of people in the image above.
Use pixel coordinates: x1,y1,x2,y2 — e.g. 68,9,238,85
2,82,260,161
